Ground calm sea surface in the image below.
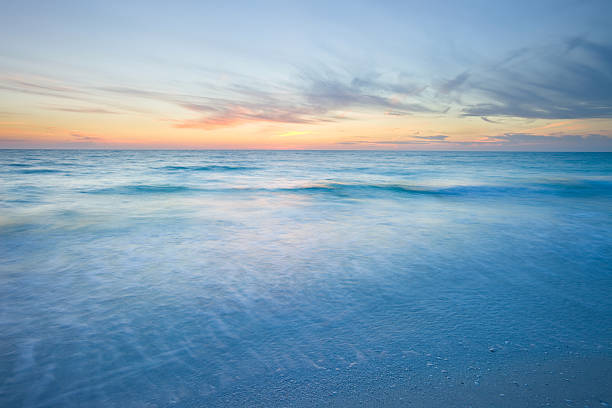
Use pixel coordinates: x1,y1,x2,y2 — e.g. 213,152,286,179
1,150,611,407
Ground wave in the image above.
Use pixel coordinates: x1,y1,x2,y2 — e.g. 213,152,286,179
82,184,200,195
273,183,444,196
17,169,64,174
80,182,438,197
161,165,256,172
6,163,32,167
272,180,612,198
328,167,416,176
269,183,532,197
78,179,612,198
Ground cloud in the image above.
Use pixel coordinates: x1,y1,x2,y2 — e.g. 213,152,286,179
481,116,501,124
70,132,102,141
50,107,119,114
484,133,612,150
100,67,438,130
1,77,75,94
299,69,434,115
460,37,612,119
102,84,334,129
349,74,427,95
439,71,469,94
97,86,173,100
337,133,612,151
412,135,448,141
8,36,609,134
0,137,103,148
173,103,327,129
0,75,86,102
0,75,145,114
338,136,450,145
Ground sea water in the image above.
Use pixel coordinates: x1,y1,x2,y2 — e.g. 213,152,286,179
1,150,611,407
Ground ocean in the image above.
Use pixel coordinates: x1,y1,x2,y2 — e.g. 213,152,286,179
1,150,611,407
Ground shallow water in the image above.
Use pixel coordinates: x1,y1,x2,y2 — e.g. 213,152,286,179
1,150,611,407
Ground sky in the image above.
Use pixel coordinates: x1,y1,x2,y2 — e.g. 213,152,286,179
1,0,612,150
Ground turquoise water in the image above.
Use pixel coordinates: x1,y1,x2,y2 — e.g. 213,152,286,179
1,150,611,407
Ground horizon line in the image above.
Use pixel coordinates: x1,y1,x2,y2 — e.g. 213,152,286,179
1,148,611,153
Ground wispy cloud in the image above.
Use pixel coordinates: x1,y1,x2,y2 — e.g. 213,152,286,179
0,76,77,94
70,132,102,141
3,35,610,137
338,133,612,151
338,135,451,146
173,103,328,129
0,133,105,148
412,135,448,141
481,116,500,124
484,133,612,150
160,36,612,130
460,37,612,119
99,67,439,129
439,72,469,94
299,68,433,115
50,107,119,114
0,75,145,115
0,75,84,101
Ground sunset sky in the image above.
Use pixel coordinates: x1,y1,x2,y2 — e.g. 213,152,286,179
1,0,611,150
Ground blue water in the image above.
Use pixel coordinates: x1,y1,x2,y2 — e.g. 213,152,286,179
1,150,611,407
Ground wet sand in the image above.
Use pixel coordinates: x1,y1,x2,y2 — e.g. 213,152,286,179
319,353,612,407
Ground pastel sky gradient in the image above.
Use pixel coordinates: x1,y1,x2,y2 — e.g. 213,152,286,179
1,0,612,150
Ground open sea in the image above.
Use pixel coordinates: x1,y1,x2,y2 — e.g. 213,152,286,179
1,150,611,407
